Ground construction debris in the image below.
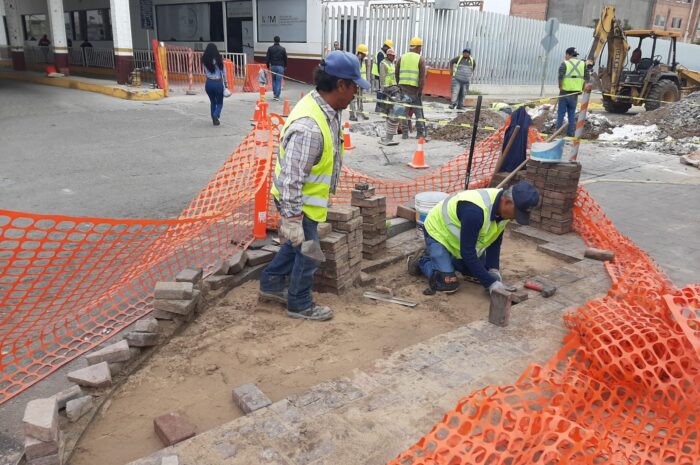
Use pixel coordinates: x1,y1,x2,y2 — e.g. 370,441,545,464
632,91,700,139
430,109,505,143
363,291,418,308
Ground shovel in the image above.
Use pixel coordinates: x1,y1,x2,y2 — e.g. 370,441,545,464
301,240,325,262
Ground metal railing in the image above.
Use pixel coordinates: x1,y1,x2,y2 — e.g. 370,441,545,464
164,45,247,82
0,45,11,61
65,47,115,68
24,45,54,65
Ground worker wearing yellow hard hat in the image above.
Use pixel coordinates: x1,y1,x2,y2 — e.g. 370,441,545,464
350,44,370,121
372,39,395,114
395,37,427,140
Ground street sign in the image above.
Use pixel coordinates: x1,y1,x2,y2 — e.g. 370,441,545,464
540,35,559,52
140,0,154,30
545,17,559,35
539,18,560,96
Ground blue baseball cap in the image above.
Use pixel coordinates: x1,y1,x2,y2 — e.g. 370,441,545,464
511,180,540,225
321,51,371,90
463,48,471,53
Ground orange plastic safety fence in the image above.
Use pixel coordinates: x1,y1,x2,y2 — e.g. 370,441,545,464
0,125,276,405
387,189,699,464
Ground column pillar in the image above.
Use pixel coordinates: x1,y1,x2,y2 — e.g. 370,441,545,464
0,2,8,48
47,0,68,71
109,0,134,84
4,0,25,70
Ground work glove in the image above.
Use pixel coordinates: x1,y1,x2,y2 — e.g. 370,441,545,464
488,280,517,294
488,268,502,282
279,216,304,247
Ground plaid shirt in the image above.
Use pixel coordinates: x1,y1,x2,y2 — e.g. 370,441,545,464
277,90,342,218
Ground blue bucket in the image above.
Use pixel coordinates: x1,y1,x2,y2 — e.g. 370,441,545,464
531,140,565,163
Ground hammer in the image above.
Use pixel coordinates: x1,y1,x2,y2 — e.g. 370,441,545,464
524,280,556,298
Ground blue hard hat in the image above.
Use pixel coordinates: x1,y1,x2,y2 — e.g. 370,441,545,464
512,180,540,225
321,51,371,90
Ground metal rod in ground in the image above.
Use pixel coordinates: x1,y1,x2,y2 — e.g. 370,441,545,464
571,83,593,161
464,95,483,190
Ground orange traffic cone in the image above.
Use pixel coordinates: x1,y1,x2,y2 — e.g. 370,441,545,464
259,87,266,101
282,97,291,116
45,65,58,76
343,121,355,150
251,101,261,122
408,137,429,169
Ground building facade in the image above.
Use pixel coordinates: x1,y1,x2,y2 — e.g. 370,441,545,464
0,0,324,83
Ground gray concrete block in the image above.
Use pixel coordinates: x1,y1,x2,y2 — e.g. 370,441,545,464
67,362,112,388
511,290,529,304
488,288,512,327
161,456,179,465
153,292,199,316
134,317,159,333
152,309,176,320
66,395,93,422
537,242,583,263
52,385,82,410
232,383,272,414
227,251,248,274
85,340,131,366
317,222,332,239
124,332,159,347
175,267,203,283
22,398,58,442
108,362,126,375
213,259,231,276
24,432,62,460
386,217,414,238
154,281,194,300
246,249,275,266
262,244,281,254
204,274,235,291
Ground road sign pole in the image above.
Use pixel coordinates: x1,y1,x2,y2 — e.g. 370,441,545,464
539,18,559,97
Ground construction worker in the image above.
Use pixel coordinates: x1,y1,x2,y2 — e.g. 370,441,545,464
407,181,540,294
449,48,476,110
372,39,394,113
395,37,427,140
378,49,404,146
349,44,370,121
259,51,370,321
557,47,588,137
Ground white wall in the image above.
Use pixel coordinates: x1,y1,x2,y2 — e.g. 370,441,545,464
253,0,322,59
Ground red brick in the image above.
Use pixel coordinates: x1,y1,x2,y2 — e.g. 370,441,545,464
154,412,196,446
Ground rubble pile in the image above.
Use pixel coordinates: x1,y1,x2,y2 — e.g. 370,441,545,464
633,91,700,139
431,109,506,143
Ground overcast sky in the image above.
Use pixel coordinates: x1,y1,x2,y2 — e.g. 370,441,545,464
483,0,511,15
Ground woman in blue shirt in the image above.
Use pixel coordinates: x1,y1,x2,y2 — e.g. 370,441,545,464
201,43,227,126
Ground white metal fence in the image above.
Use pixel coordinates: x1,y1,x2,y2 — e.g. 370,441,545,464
24,45,54,65
324,3,700,86
67,47,115,68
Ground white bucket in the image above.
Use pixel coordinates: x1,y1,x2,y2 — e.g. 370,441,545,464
415,191,448,227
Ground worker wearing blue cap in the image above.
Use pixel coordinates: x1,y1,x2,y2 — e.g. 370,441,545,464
408,181,540,294
449,48,476,110
261,51,370,321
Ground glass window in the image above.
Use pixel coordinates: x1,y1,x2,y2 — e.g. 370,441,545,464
654,15,665,27
86,9,112,41
671,17,682,29
65,12,73,41
22,14,49,41
156,3,224,42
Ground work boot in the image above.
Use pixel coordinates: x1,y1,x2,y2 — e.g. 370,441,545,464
258,289,288,305
379,135,395,146
429,272,459,294
361,113,370,120
212,116,220,126
407,251,425,276
349,114,358,122
449,103,456,109
287,304,334,321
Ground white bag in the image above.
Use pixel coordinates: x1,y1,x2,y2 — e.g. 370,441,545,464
223,88,232,98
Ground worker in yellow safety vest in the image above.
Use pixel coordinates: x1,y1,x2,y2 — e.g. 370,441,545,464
260,51,370,321
378,48,404,145
408,181,540,294
371,39,393,113
349,44,370,121
395,37,427,139
557,46,588,137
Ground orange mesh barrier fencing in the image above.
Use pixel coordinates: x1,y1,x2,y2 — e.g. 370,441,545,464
386,189,699,464
243,63,274,93
0,124,277,405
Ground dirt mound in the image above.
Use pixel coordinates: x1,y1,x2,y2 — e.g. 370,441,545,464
530,105,614,140
430,109,506,144
632,91,700,138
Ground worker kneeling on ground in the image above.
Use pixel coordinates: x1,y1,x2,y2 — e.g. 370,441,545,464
408,181,540,294
259,51,370,321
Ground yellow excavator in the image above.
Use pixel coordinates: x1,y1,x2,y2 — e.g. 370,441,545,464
587,6,700,113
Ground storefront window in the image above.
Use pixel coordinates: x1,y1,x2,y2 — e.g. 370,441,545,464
22,14,49,41
257,0,307,43
156,3,224,42
66,9,113,42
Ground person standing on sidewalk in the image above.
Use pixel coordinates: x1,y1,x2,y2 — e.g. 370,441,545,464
371,39,393,113
259,51,370,321
557,47,587,137
349,44,369,121
395,37,427,140
266,36,288,101
449,48,476,110
201,43,227,126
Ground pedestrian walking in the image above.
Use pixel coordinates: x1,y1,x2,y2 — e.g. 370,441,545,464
371,39,393,113
395,37,427,140
557,47,588,137
259,51,370,321
201,43,228,126
266,36,287,101
449,48,476,110
349,44,369,121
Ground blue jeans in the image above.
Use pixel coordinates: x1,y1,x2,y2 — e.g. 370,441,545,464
259,214,319,311
557,93,578,137
205,79,224,118
451,79,469,108
271,65,284,98
418,231,484,279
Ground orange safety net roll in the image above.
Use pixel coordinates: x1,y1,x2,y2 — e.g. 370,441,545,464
0,124,277,404
386,190,699,464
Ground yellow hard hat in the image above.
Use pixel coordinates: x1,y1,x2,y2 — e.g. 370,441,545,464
409,37,423,46
357,44,369,55
384,39,394,48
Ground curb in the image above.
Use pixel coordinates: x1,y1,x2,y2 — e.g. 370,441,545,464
0,71,164,101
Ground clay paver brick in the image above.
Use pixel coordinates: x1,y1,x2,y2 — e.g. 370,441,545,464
317,222,332,239
24,432,62,460
52,385,82,410
23,398,58,442
27,451,62,465
154,282,194,300
488,288,512,327
153,294,199,315
154,412,197,446
67,362,112,388
232,383,272,414
86,340,132,366
175,267,203,283
134,317,159,333
584,247,615,261
204,274,235,290
66,395,93,422
161,456,179,465
227,251,248,274
246,249,275,266
124,331,159,347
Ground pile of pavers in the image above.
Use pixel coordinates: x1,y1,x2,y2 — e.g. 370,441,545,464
152,269,204,322
525,160,582,234
350,185,388,260
314,205,363,294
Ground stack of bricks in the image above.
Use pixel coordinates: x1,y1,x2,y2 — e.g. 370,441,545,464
314,205,363,294
23,397,64,465
350,185,387,260
525,159,582,234
152,272,202,322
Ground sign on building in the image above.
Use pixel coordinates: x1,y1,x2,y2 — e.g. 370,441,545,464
140,0,154,30
257,0,307,43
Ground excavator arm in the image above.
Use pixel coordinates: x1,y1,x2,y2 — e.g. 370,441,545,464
587,6,629,96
